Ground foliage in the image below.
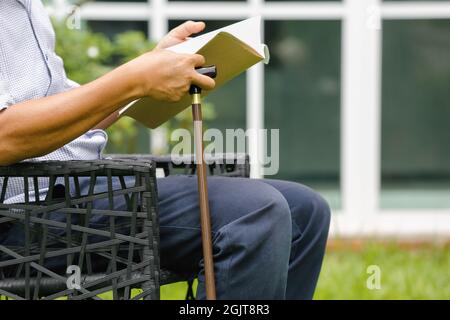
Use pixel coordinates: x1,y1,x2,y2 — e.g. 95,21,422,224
52,18,151,153
53,20,114,84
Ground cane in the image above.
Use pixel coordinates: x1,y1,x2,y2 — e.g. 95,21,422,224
190,65,217,300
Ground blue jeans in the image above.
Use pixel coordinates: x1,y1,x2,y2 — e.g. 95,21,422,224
1,175,330,300
158,175,330,299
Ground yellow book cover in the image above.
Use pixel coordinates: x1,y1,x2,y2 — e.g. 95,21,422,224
118,16,270,129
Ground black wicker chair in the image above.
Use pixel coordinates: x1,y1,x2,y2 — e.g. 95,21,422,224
0,154,249,300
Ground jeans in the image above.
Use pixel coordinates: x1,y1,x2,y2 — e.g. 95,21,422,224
1,175,331,300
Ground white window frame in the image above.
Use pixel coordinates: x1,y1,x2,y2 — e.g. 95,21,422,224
77,0,450,237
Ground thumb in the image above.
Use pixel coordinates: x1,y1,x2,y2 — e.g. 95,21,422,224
170,21,205,38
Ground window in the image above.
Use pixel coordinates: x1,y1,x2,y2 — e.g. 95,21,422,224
264,20,341,208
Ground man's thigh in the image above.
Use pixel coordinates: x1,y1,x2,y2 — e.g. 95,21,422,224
156,174,291,273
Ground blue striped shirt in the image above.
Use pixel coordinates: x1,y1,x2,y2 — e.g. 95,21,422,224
0,0,108,202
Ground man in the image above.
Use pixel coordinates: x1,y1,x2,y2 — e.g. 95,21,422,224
0,0,330,299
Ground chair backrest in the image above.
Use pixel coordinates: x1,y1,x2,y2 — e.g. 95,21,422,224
104,153,251,178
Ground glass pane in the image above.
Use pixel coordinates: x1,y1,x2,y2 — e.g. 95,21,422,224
87,20,148,39
381,20,450,209
168,20,247,133
264,20,341,209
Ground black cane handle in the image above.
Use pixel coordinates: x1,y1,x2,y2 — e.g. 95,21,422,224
190,65,217,95
196,65,217,79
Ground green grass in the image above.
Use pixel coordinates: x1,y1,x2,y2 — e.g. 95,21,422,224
161,242,450,300
161,281,198,300
2,242,448,300
313,241,450,299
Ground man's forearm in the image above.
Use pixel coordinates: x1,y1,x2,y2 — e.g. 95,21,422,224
92,110,121,130
0,64,140,166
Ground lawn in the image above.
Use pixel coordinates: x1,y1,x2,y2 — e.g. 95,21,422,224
314,241,449,299
1,241,447,300
161,241,450,300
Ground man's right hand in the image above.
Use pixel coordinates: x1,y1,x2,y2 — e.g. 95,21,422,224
124,49,216,102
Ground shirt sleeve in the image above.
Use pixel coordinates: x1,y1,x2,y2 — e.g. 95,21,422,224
0,77,15,111
64,78,80,91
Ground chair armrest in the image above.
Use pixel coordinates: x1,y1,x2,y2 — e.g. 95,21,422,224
0,158,156,178
0,159,160,300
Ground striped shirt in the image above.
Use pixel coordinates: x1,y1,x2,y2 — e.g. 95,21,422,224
0,0,108,202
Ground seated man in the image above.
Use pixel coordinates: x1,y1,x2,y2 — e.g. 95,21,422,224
0,0,330,299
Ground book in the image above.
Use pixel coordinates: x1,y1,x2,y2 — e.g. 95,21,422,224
118,16,270,129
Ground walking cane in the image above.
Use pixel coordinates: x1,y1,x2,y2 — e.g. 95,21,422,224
190,65,217,300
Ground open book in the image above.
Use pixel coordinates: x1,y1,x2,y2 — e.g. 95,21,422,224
118,16,270,129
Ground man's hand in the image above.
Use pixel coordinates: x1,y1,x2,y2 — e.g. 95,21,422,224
93,21,210,130
156,21,205,50
124,49,215,102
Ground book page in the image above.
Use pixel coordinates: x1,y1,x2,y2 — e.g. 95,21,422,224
168,16,266,58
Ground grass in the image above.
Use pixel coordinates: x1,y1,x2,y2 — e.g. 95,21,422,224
161,241,450,300
2,241,448,300
313,240,449,299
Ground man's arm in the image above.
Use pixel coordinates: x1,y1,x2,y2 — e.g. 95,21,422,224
0,49,215,166
93,110,120,130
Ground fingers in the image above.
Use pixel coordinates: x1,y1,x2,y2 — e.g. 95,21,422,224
186,54,215,90
191,72,216,91
170,20,205,39
189,54,206,67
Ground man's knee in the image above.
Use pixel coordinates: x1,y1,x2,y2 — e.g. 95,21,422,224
311,192,331,230
209,178,292,246
288,183,331,236
253,181,293,242
211,179,292,280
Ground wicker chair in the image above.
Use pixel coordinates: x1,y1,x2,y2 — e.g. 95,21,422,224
0,154,249,300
